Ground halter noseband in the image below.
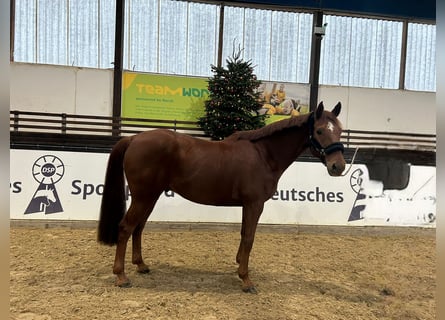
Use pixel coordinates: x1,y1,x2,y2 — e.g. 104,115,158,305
308,112,344,159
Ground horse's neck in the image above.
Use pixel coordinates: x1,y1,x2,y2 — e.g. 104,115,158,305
256,123,310,173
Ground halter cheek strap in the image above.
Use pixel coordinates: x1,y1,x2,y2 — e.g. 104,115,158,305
308,112,345,157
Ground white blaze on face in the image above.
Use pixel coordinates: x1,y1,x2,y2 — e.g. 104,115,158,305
327,121,335,133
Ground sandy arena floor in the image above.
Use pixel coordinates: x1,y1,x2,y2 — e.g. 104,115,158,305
10,223,435,320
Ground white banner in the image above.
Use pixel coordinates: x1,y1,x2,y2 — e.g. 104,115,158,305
10,149,436,227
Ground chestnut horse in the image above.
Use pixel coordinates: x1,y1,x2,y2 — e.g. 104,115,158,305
98,101,345,293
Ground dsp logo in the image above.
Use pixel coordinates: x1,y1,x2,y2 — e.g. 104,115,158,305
24,155,65,214
41,163,57,175
348,168,365,222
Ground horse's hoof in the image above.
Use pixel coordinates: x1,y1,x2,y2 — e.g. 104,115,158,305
242,286,258,294
137,266,150,274
115,279,132,288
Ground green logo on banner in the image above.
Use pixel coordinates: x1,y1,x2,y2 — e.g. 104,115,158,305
122,72,209,125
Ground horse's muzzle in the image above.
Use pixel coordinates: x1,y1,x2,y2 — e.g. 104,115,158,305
326,158,346,176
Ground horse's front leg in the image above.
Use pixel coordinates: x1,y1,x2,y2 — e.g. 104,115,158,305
237,202,264,294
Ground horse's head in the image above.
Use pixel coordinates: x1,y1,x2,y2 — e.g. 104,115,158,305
46,188,56,203
308,101,346,176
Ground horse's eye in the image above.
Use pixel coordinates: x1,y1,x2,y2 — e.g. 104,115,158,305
316,129,323,135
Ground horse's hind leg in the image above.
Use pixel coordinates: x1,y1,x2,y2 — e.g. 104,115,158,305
132,219,150,274
113,196,158,287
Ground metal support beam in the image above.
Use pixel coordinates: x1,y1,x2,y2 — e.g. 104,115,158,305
10,0,15,61
217,4,225,67
398,20,408,90
112,0,125,136
309,11,323,112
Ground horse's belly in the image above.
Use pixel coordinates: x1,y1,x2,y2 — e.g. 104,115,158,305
178,192,242,207
170,179,242,206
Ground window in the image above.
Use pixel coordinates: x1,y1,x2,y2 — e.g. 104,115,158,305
223,6,312,83
405,23,436,91
99,0,117,68
126,0,159,72
69,0,100,67
37,0,68,65
156,0,219,76
320,15,403,89
14,0,220,75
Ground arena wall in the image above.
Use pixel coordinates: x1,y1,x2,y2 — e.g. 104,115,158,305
10,63,435,134
318,86,435,134
10,63,113,116
10,149,436,227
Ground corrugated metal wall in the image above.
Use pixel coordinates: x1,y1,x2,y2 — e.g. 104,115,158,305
13,0,436,92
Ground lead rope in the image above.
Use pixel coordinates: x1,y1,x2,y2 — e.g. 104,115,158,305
340,147,359,176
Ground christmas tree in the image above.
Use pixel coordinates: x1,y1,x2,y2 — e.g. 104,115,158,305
198,50,267,140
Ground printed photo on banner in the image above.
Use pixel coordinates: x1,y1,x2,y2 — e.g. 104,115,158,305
256,82,310,124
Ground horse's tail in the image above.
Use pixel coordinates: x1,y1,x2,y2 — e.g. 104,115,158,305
97,137,131,245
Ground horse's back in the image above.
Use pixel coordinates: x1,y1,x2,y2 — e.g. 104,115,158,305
127,129,208,159
124,129,183,169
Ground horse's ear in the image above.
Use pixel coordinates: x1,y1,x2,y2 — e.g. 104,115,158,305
332,102,341,117
315,101,324,119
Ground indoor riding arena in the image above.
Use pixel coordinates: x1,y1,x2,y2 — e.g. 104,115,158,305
10,0,436,319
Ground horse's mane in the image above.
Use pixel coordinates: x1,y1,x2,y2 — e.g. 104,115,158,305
227,113,311,142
